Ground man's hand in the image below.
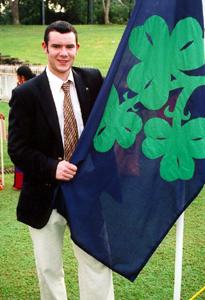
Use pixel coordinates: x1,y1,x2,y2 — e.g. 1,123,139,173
56,160,77,181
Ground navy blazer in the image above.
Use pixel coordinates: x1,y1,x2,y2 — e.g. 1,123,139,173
8,67,103,228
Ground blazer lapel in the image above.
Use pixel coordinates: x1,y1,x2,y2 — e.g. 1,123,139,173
36,71,63,152
73,68,90,124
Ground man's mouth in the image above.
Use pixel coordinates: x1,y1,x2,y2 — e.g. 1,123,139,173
58,60,69,64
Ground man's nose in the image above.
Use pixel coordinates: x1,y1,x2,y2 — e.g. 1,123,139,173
60,47,68,56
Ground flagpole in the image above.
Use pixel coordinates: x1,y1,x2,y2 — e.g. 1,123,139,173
173,212,185,300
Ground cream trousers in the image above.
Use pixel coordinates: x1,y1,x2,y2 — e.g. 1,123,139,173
29,209,114,300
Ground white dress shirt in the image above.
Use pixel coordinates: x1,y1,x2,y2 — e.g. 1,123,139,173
46,67,84,147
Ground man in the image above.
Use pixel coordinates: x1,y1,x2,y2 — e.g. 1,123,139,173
16,65,36,85
8,21,114,300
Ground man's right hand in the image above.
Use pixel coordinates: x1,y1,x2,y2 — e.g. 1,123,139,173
56,160,77,181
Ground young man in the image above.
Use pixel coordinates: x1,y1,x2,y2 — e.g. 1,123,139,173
8,21,114,300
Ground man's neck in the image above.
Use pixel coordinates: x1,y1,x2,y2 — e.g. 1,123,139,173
47,66,71,82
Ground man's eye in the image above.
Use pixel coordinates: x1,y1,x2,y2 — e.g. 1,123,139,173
66,45,75,49
52,45,60,48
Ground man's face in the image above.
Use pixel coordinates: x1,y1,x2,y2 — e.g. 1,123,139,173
42,31,79,80
17,75,25,85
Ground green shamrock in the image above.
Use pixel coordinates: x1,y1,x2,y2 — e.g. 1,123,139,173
93,15,205,182
142,118,205,181
127,16,204,110
93,85,142,152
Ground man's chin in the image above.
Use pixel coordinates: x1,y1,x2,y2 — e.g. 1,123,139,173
58,66,71,73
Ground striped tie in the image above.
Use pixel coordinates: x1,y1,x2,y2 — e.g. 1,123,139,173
62,81,78,161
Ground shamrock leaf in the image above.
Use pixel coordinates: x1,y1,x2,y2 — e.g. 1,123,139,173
171,17,205,72
142,117,205,181
127,15,205,110
127,16,170,110
183,118,205,158
93,85,142,152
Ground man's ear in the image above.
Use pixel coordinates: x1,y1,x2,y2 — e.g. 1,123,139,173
42,41,48,53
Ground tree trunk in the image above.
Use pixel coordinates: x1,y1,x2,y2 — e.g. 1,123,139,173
9,0,20,24
87,0,94,24
102,0,110,24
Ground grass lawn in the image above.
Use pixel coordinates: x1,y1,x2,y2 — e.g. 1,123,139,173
0,25,205,299
0,25,125,76
0,101,11,168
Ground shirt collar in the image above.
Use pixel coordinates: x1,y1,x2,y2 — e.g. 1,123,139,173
46,67,75,92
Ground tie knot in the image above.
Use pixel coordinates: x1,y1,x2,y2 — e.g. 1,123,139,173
62,81,70,94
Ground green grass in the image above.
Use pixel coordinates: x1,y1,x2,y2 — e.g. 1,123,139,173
1,25,205,299
0,25,125,75
0,101,11,168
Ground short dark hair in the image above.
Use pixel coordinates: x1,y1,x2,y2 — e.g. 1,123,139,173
16,65,35,80
44,20,78,45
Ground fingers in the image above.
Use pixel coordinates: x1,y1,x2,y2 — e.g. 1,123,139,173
62,164,77,179
56,160,78,181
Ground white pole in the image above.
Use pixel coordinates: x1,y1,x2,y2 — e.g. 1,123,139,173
0,119,4,186
173,212,185,300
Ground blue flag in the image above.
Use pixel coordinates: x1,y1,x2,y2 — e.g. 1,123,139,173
61,0,205,281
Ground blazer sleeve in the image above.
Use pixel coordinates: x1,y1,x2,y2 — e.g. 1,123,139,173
8,87,58,183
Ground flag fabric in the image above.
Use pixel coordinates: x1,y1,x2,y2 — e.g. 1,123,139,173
61,0,205,281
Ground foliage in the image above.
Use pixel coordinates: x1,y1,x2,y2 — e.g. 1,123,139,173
19,0,42,25
45,0,88,25
0,2,12,24
0,0,135,25
110,0,131,24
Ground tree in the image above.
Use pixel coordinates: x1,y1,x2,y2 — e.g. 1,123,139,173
0,0,135,25
101,0,134,25
0,0,20,24
87,0,93,24
102,0,110,24
9,0,20,24
19,0,41,25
